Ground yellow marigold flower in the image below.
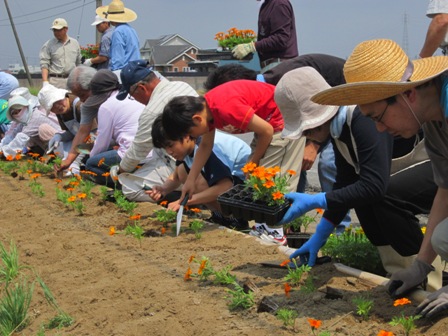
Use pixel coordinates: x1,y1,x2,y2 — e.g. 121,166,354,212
393,298,411,306
109,227,115,236
421,226,426,234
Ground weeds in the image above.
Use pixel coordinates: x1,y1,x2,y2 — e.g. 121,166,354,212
0,241,23,283
0,280,34,334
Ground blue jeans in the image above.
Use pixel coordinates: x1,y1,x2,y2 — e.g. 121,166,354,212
85,149,121,187
318,142,351,232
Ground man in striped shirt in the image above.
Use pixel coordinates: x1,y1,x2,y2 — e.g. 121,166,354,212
111,60,198,202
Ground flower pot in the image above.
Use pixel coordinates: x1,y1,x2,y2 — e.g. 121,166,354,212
285,233,311,249
217,184,290,226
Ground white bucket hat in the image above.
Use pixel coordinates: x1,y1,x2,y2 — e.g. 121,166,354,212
6,96,30,123
38,84,68,116
91,15,109,26
275,67,339,140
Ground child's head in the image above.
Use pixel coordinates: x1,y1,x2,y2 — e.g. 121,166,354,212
152,115,195,161
162,96,209,140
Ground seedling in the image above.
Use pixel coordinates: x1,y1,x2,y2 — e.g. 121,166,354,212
154,208,177,224
225,283,254,311
352,295,374,320
276,308,298,327
283,260,311,286
190,219,204,239
212,265,236,285
124,224,144,247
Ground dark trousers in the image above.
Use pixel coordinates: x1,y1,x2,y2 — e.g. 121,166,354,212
355,161,436,256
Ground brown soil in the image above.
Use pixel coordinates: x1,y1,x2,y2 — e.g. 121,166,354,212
1,171,448,335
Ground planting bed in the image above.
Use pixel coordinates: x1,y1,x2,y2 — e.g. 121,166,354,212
1,171,448,335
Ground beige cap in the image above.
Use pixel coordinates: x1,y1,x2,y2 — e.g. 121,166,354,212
51,18,68,30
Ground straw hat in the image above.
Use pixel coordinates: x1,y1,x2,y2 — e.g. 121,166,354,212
311,39,448,106
96,0,137,23
275,67,339,140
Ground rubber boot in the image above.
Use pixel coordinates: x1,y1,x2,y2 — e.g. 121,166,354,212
377,245,443,292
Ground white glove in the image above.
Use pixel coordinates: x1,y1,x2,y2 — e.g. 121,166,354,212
110,165,120,181
42,81,50,88
48,134,63,152
232,42,256,59
83,58,93,67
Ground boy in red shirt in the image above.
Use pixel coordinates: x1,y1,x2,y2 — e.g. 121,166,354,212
161,79,304,201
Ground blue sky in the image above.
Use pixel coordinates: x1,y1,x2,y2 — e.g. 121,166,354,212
0,0,434,69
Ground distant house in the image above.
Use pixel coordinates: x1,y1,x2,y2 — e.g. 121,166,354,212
140,34,199,73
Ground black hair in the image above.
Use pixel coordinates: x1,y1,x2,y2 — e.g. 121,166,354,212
161,96,206,140
151,115,184,148
203,64,257,91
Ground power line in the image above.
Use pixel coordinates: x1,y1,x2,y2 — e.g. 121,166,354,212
0,0,84,22
0,0,95,27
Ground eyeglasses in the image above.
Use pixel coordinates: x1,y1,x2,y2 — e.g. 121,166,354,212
370,102,390,123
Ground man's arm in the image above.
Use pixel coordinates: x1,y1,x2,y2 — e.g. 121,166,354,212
246,114,274,165
57,122,92,171
420,13,448,57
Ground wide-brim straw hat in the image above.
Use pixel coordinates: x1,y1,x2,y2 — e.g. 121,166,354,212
275,67,339,140
96,0,137,23
311,39,448,106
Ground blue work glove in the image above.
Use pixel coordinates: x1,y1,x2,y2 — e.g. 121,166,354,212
416,285,448,317
48,133,63,152
279,192,327,225
387,259,434,298
289,217,334,267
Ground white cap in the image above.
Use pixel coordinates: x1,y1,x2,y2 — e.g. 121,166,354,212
91,15,109,26
51,18,68,29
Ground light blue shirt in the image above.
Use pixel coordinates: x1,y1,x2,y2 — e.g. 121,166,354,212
109,23,140,71
97,26,114,70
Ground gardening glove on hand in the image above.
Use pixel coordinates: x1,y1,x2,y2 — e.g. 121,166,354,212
110,165,120,181
83,58,93,67
48,133,63,152
289,217,334,267
232,42,256,59
279,192,327,225
387,259,434,298
415,285,448,317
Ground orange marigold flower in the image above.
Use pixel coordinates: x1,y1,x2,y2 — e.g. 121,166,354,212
242,162,257,174
54,178,62,183
74,174,81,180
66,187,75,192
15,154,21,160
27,170,33,174
136,165,142,169
67,196,76,202
316,208,324,215
287,169,296,175
272,191,284,200
190,208,201,213
308,318,321,330
393,298,411,306
377,331,394,336
6,155,13,161
39,157,46,162
69,181,79,186
129,214,141,221
263,180,275,189
30,173,41,179
198,259,207,275
161,227,166,235
284,283,291,297
184,267,193,281
112,176,119,181
47,154,55,158
98,158,105,167
280,259,290,267
109,227,115,235
102,172,110,177
188,255,195,263
77,193,87,199
160,200,168,207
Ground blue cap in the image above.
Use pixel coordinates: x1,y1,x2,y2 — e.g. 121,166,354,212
116,60,152,100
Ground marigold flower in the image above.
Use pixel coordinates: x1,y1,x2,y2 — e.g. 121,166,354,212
284,283,291,297
98,158,105,167
30,173,41,179
112,176,119,181
27,170,33,174
198,259,207,275
74,174,81,180
263,180,275,189
6,155,13,161
188,255,195,263
129,214,141,221
184,267,193,281
316,208,324,215
308,318,321,330
102,172,110,177
136,165,142,169
77,193,87,199
109,227,115,235
66,187,75,192
421,226,426,234
393,298,411,306
287,169,296,175
377,331,394,336
69,181,79,186
280,259,290,267
47,154,55,158
160,200,168,207
67,196,76,202
190,208,201,213
15,154,21,160
272,191,284,200
242,162,257,174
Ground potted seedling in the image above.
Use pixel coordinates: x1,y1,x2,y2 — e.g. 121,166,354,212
283,209,322,248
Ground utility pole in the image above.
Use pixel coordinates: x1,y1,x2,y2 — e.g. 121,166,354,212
4,0,33,87
96,0,103,44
